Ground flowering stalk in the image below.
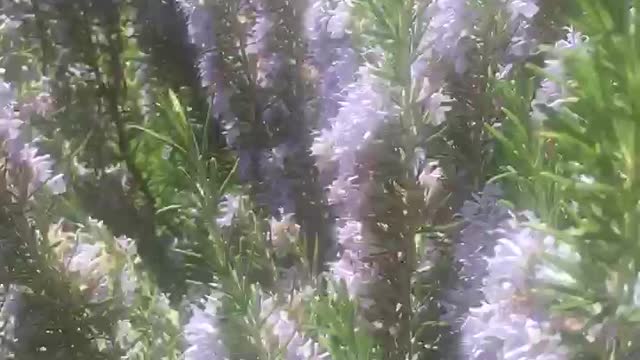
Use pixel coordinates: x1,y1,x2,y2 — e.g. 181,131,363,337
311,0,457,354
304,0,358,126
179,0,332,266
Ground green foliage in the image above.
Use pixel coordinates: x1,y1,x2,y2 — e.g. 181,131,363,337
303,280,384,360
490,1,640,357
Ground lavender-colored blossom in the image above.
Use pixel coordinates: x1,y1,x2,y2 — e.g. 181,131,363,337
325,1,350,39
247,1,283,88
180,0,330,244
260,296,329,360
67,243,104,278
417,0,477,75
19,91,55,120
120,263,137,306
460,212,570,359
412,30,455,126
177,0,221,89
177,0,240,145
311,66,401,329
312,67,394,183
0,81,15,111
502,0,540,63
304,0,358,122
47,221,140,305
184,296,227,360
0,82,23,155
463,307,568,360
1,81,66,195
506,0,540,20
0,115,22,148
531,27,589,123
443,184,510,327
14,144,66,195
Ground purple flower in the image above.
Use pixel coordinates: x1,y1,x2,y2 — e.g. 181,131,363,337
260,295,329,359
45,220,141,306
14,144,66,195
178,0,242,148
1,81,66,195
304,0,358,122
417,0,477,75
531,27,588,123
184,296,227,360
506,0,539,20
178,0,222,89
312,67,394,181
503,0,540,62
458,211,570,359
0,82,22,154
442,184,511,328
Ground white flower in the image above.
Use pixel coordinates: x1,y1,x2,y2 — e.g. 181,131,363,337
532,27,589,123
534,237,579,287
216,194,241,228
12,143,66,195
506,0,539,21
311,129,336,171
426,90,452,126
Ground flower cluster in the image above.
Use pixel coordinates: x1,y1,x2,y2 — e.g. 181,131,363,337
503,0,540,62
47,219,139,305
312,68,393,262
444,184,510,325
0,81,65,197
531,27,589,123
460,212,570,359
304,0,358,122
184,295,228,360
178,0,240,146
260,294,329,360
417,0,477,75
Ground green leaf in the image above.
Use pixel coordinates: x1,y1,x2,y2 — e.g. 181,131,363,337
126,124,187,155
